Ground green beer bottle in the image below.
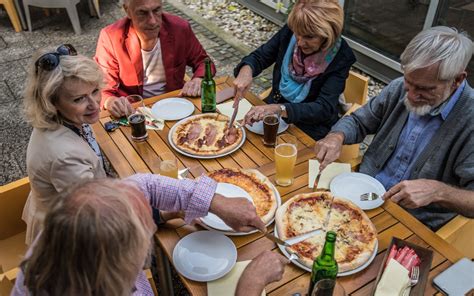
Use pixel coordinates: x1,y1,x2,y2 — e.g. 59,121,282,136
308,231,338,295
201,57,216,113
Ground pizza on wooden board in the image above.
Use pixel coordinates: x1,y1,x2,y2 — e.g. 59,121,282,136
171,113,243,156
208,168,278,224
275,191,377,272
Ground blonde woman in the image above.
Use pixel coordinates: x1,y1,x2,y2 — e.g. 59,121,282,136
22,44,107,245
12,176,283,295
234,0,356,140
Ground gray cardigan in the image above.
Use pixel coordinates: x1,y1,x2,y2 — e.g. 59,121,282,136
332,77,474,230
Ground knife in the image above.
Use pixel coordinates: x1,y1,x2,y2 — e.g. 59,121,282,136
228,97,240,128
259,228,323,247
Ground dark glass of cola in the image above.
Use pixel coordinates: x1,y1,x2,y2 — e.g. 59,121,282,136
128,113,148,141
263,114,280,146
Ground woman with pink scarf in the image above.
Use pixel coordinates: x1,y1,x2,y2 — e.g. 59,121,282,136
234,0,355,140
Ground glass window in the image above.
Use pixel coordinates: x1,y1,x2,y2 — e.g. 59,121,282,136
434,0,474,85
343,0,430,61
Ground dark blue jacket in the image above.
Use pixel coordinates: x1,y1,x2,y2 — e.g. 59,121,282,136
234,25,356,140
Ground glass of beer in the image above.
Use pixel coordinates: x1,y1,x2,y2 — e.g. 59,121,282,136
263,114,280,146
274,135,297,186
159,152,178,179
128,113,148,141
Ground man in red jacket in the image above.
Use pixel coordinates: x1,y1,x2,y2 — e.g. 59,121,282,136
95,0,216,117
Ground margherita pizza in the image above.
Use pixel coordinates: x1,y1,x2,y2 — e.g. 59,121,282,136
171,113,243,156
275,192,377,272
208,168,278,224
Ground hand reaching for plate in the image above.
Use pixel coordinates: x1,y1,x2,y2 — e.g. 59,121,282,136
210,194,266,232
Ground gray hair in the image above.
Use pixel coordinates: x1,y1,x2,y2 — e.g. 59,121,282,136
400,26,473,81
23,48,104,130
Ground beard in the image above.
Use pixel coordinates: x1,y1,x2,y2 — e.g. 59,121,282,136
403,95,432,116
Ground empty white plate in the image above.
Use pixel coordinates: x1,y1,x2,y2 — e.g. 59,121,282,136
201,183,253,231
245,118,289,135
172,231,237,282
151,98,194,121
330,172,386,210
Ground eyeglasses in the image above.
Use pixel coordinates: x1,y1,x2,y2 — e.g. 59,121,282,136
35,44,77,73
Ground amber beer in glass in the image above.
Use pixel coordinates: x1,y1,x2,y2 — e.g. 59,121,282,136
201,58,216,113
274,135,297,186
263,114,279,146
159,153,178,178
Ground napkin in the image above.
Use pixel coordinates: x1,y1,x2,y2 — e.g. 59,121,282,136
308,160,351,189
207,260,265,296
217,99,253,122
136,106,165,130
374,259,411,296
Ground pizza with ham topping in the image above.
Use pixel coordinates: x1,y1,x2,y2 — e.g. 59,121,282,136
208,168,278,224
171,113,243,156
275,192,377,272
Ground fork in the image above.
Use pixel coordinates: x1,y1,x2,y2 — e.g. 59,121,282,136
360,192,380,201
402,266,420,296
288,252,301,262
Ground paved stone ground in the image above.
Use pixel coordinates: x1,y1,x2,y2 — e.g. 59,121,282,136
0,0,273,185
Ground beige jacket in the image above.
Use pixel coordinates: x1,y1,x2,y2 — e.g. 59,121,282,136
23,125,106,244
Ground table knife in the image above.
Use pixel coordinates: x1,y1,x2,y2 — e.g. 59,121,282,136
228,98,239,128
323,194,335,230
259,228,323,247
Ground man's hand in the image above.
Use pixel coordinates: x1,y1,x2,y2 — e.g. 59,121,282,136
243,105,281,126
383,179,445,209
104,96,134,118
236,251,289,296
314,132,345,171
210,194,266,232
180,77,202,97
233,65,253,108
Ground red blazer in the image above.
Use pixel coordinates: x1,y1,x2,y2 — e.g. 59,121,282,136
95,13,216,107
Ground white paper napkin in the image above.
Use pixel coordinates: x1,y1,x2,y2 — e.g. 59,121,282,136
136,106,165,130
308,160,351,189
217,99,253,122
374,259,411,296
207,260,265,296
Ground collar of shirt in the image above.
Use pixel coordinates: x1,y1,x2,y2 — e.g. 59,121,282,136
429,79,466,119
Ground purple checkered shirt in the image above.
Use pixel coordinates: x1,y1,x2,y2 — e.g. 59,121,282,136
12,174,217,296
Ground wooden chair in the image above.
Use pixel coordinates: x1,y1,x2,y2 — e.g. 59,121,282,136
0,177,29,295
436,215,474,259
0,0,22,32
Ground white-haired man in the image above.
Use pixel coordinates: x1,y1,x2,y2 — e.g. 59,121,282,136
315,26,474,230
95,0,215,117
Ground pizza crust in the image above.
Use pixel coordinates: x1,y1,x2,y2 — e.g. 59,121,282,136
171,113,243,156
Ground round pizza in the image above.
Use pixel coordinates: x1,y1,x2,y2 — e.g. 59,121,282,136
275,191,377,273
208,168,278,224
171,113,243,156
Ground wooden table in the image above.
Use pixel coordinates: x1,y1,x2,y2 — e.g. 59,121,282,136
93,76,463,296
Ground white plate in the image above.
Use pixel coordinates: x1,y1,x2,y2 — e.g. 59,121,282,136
330,172,386,210
172,231,237,282
168,116,246,159
245,118,289,135
275,226,378,276
201,183,253,231
200,171,282,236
151,98,195,121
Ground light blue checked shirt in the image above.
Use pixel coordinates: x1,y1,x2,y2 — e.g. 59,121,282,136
375,80,466,190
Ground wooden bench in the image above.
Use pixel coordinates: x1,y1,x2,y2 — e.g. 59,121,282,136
436,215,474,259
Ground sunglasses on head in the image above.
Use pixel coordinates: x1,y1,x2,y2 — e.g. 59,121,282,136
35,44,78,73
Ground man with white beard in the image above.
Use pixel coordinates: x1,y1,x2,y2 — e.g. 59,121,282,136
314,26,473,230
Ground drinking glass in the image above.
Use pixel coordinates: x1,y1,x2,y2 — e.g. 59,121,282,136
128,113,148,141
263,114,280,146
274,135,297,186
310,279,346,296
159,152,178,179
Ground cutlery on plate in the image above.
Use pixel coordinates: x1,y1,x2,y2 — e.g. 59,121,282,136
228,98,239,129
360,192,380,201
259,228,323,247
402,265,420,296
